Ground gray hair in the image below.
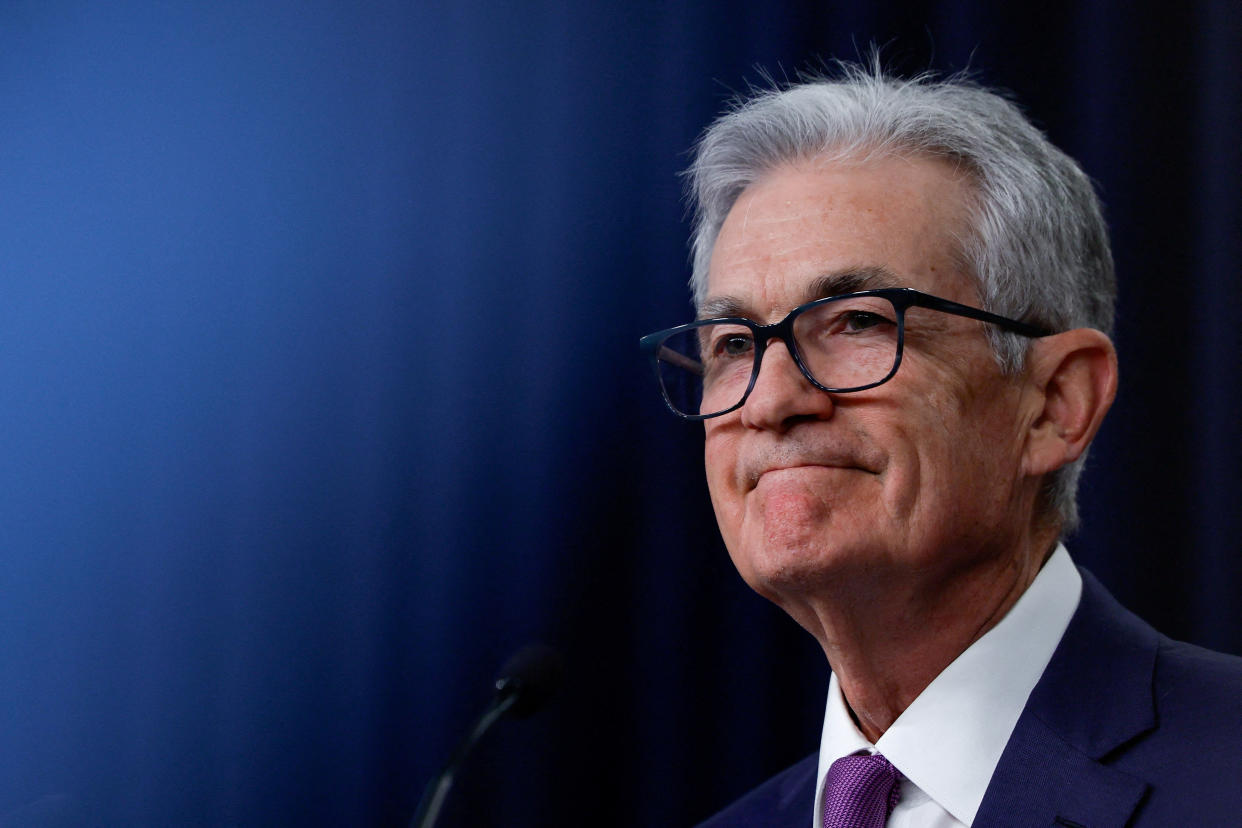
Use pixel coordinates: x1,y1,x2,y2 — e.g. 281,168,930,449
686,64,1115,531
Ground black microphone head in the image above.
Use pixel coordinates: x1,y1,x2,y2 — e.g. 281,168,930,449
494,643,564,719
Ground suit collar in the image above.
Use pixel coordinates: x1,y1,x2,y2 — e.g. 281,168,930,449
974,569,1158,827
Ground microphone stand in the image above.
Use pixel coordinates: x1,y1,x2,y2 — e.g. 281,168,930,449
408,683,520,828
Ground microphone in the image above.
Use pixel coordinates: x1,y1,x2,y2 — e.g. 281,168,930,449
409,644,564,828
493,643,564,718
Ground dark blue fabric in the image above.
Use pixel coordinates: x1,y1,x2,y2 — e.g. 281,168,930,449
976,570,1242,827
0,1,1240,826
695,570,1242,827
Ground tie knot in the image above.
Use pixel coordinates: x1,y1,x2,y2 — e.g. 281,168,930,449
822,752,902,828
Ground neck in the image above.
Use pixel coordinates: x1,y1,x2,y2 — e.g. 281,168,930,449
787,530,1058,743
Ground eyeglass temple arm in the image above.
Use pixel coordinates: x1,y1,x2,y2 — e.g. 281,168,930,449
655,345,705,377
910,293,1053,338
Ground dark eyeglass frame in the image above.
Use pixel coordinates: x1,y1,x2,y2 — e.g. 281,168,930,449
639,287,1054,421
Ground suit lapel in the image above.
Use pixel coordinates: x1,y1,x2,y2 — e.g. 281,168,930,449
973,712,1147,828
974,570,1158,828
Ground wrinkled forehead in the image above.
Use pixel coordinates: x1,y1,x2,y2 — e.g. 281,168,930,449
703,155,980,320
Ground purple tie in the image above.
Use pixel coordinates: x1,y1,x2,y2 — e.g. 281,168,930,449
821,752,902,828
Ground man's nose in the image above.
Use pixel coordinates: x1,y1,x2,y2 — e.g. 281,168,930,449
738,339,835,430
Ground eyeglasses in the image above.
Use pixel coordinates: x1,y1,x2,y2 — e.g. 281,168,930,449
639,288,1052,420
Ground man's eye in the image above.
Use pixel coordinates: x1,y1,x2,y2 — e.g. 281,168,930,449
713,333,754,358
841,311,891,332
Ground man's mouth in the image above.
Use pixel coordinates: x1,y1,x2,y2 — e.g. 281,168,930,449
746,460,873,492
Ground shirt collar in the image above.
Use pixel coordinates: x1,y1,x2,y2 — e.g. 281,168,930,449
814,544,1082,826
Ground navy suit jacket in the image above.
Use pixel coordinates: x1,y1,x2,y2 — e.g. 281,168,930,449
697,569,1242,827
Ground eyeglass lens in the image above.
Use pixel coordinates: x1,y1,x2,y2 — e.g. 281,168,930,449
653,295,902,417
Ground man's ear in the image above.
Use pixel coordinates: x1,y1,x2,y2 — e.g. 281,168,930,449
1022,328,1118,477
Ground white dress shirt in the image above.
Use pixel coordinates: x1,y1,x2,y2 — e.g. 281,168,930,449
812,544,1082,827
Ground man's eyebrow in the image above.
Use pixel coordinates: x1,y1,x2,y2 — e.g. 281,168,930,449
697,266,903,320
805,266,902,300
696,296,749,320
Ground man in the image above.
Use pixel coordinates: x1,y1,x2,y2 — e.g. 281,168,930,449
640,65,1242,827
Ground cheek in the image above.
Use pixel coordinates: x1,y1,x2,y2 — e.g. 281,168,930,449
891,386,1026,521
863,387,977,518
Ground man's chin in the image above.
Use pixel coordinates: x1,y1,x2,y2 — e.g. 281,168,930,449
728,520,895,604
731,538,851,600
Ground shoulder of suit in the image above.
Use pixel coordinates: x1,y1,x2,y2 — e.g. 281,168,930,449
1151,635,1242,719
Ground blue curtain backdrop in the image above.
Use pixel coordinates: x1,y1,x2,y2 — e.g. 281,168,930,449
1,1,1238,825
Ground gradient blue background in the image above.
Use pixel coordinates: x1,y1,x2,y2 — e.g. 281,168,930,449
1,2,1239,825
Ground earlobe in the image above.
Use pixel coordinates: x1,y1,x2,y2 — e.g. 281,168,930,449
1022,329,1119,477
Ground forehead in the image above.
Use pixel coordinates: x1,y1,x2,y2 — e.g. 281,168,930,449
705,154,976,318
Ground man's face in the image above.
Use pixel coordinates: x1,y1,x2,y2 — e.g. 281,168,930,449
703,155,1038,607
